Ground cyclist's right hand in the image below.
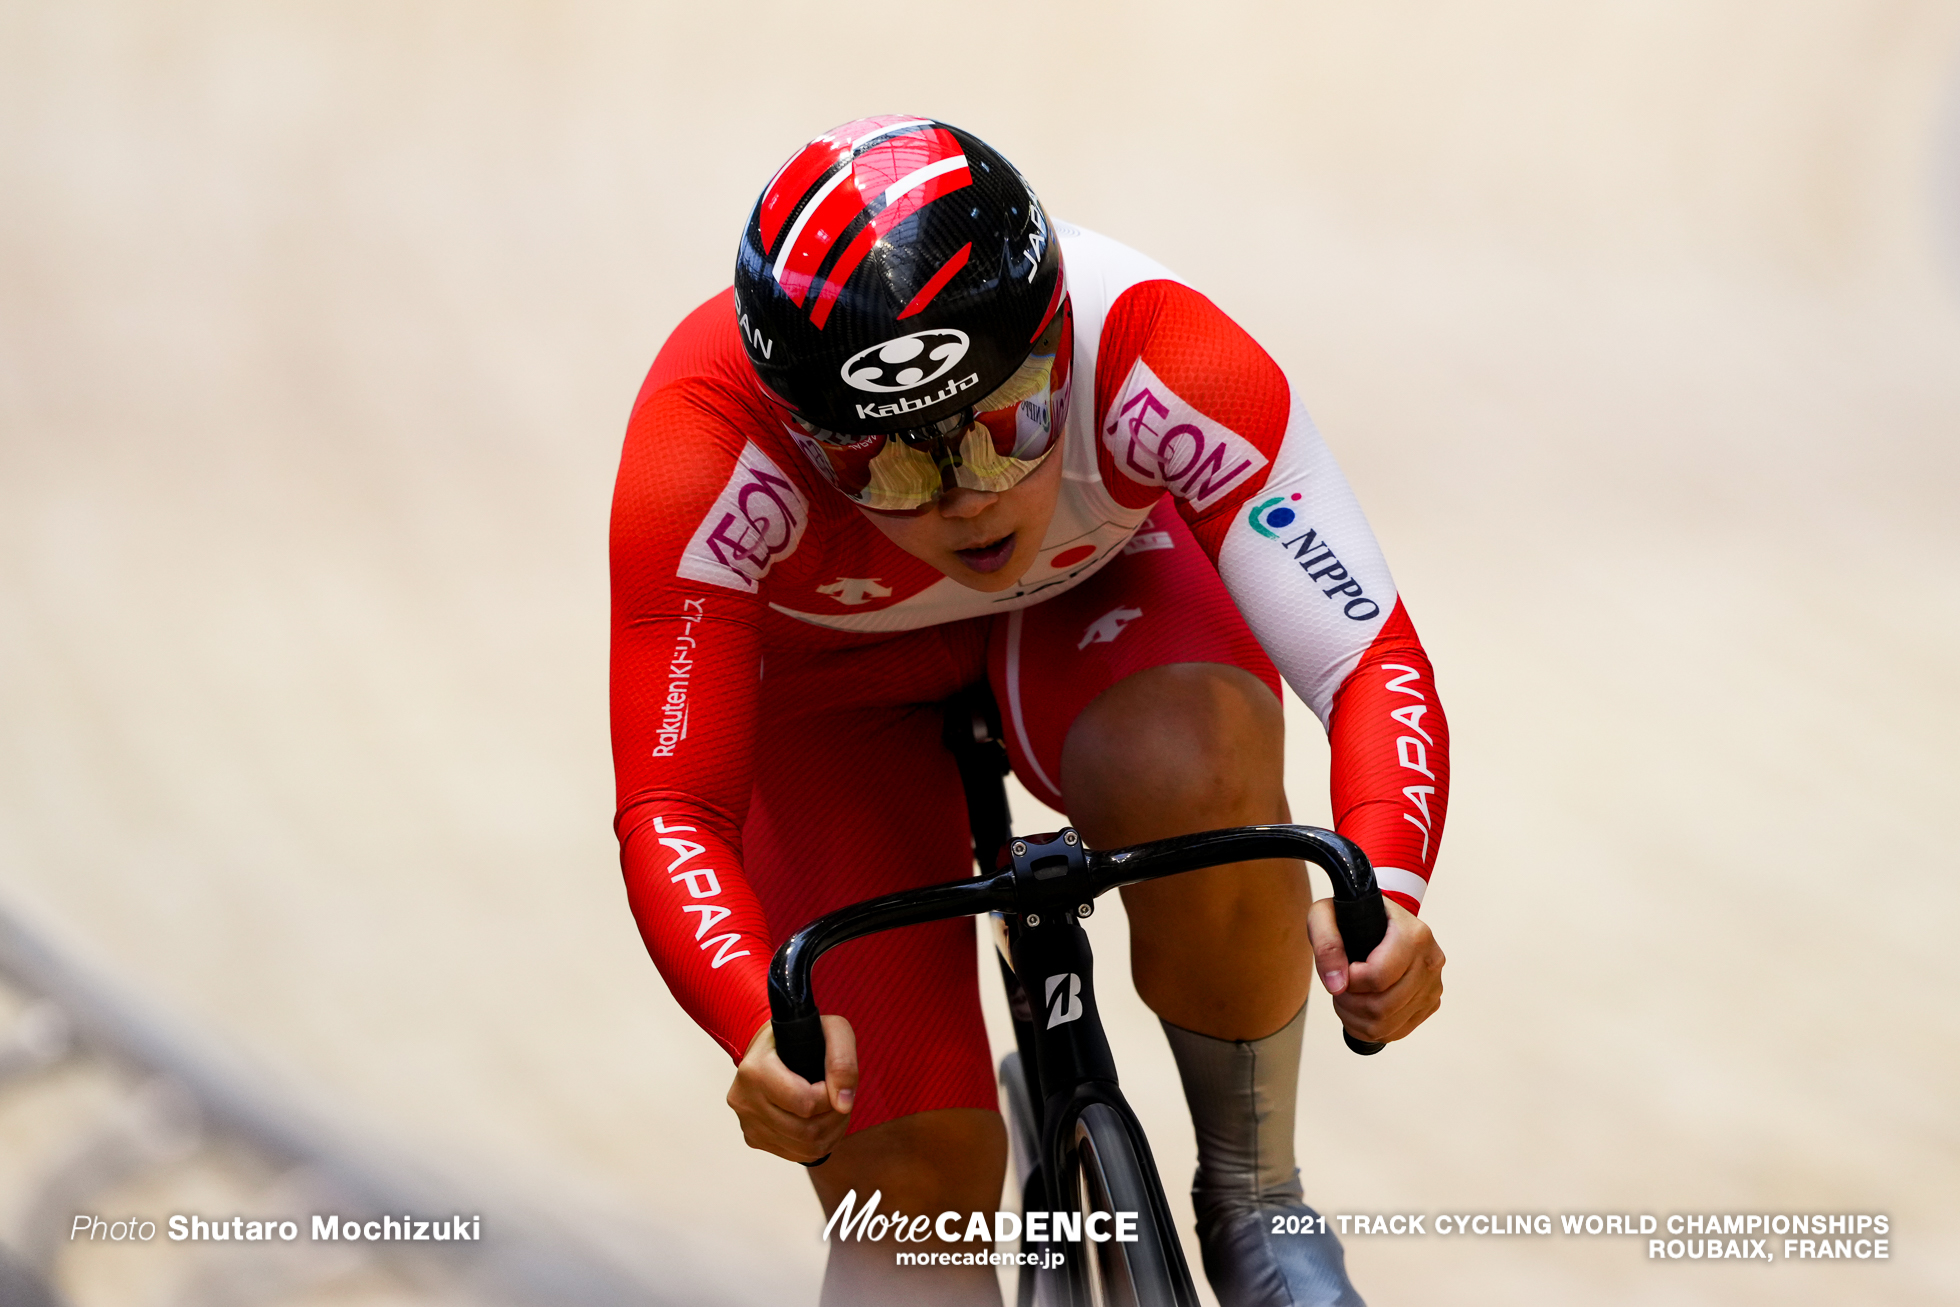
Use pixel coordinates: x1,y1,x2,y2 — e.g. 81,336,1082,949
728,1015,858,1163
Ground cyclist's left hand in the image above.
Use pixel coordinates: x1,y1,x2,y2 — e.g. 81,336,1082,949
1307,897,1444,1044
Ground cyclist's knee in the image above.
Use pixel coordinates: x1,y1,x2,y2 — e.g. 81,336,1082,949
1061,662,1285,835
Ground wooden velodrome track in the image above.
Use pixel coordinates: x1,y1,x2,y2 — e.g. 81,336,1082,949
3,3,1957,1303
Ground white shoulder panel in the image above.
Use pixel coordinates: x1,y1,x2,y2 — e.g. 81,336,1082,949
1053,220,1184,369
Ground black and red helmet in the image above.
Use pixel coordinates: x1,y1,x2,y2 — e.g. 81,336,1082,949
733,116,1066,439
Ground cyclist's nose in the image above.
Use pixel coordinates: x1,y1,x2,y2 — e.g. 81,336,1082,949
937,487,999,519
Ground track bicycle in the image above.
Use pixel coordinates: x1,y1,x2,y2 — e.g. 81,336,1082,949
768,693,1386,1307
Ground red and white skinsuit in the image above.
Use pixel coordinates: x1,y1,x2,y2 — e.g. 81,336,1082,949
611,223,1450,1132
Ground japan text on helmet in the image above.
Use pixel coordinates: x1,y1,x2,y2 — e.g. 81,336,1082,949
732,117,1071,507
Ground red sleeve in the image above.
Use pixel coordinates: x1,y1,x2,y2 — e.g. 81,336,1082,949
1326,603,1450,914
610,371,776,1061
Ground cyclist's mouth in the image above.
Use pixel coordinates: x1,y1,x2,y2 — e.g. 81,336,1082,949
955,534,1017,574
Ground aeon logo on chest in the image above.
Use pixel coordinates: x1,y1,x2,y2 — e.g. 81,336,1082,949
676,442,809,594
1102,359,1269,512
841,329,970,393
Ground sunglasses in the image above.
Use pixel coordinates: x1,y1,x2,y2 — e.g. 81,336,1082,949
786,301,1073,513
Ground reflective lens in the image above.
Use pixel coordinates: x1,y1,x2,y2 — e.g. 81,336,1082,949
788,300,1073,511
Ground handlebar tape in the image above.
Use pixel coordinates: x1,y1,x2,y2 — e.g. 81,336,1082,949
776,1012,827,1085
1332,893,1389,1055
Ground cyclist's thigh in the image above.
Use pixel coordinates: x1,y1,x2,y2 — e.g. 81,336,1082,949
988,498,1281,808
744,622,997,1137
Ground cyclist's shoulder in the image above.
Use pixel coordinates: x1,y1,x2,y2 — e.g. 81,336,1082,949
1057,221,1183,301
1060,222,1259,344
621,289,816,493
635,288,747,401
1063,228,1289,517
627,289,793,450
615,291,851,594
1061,224,1280,406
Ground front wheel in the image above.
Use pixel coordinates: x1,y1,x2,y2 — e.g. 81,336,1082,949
1068,1103,1194,1307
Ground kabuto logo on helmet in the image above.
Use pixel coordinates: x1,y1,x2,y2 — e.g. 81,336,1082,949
734,116,1065,435
840,330,970,394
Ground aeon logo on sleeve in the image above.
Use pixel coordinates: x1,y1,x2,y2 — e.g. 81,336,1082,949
841,329,970,393
1102,359,1269,512
1045,973,1084,1029
676,442,810,593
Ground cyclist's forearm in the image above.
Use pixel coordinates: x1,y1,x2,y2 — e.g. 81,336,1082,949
1326,622,1449,914
618,798,773,1060
609,473,777,1058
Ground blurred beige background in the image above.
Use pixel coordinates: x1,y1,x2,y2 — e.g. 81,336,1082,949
3,1,1958,1303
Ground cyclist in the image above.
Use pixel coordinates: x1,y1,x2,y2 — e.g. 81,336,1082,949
610,117,1450,1307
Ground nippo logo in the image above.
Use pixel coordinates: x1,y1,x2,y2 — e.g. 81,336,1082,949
841,330,969,394
1247,494,1302,538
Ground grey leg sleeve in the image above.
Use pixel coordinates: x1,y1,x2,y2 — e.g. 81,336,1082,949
1160,1003,1308,1221
1163,1005,1365,1307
